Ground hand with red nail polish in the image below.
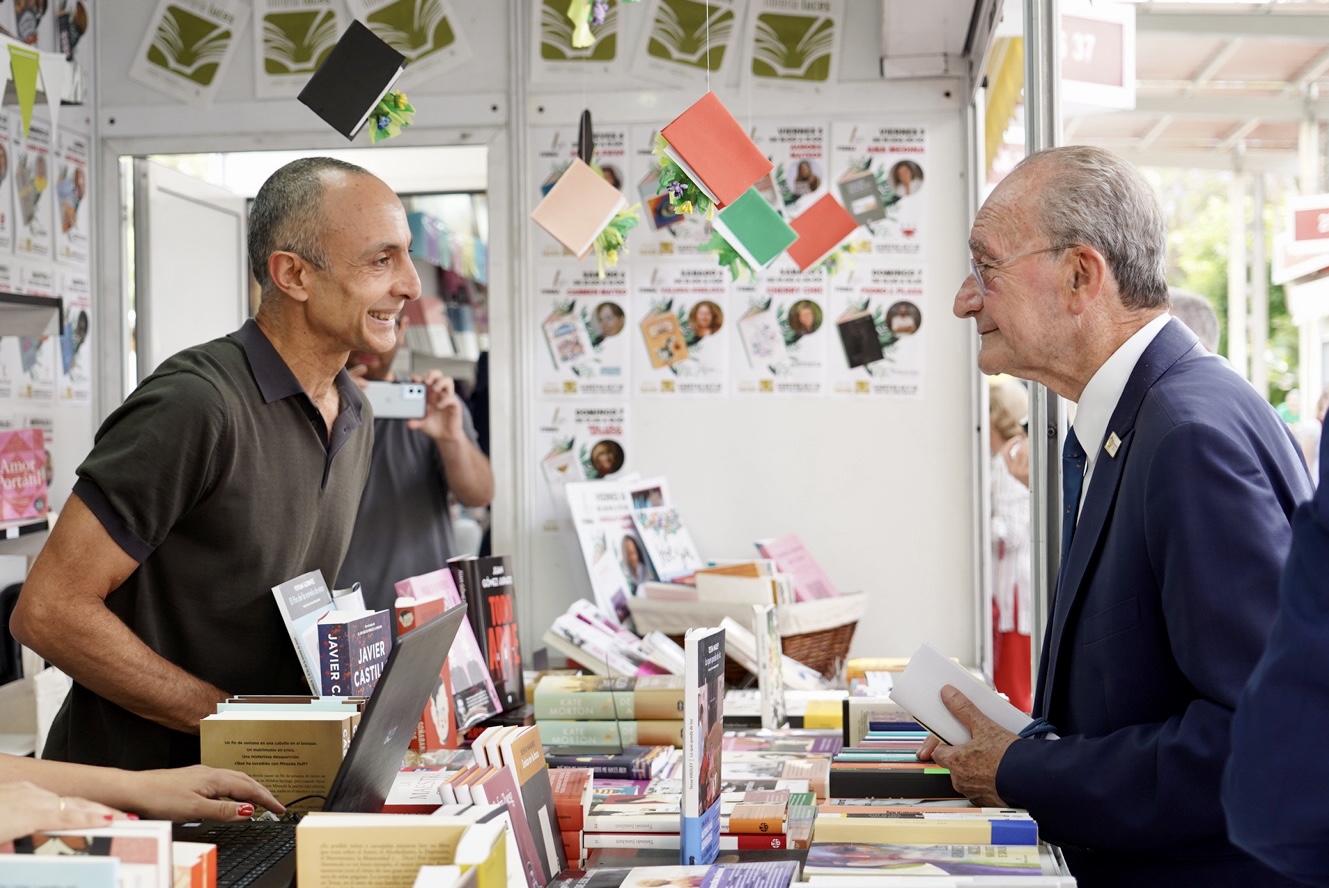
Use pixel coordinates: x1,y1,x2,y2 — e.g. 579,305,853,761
124,766,285,822
0,782,122,843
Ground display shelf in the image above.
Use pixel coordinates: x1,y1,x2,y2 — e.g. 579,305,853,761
0,292,62,336
0,519,49,558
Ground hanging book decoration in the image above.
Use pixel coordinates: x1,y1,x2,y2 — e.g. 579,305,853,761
658,92,772,209
567,0,643,49
653,134,713,218
593,202,641,277
368,91,415,144
787,193,859,271
530,157,628,260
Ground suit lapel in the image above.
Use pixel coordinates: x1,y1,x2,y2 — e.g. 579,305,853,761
1039,319,1199,717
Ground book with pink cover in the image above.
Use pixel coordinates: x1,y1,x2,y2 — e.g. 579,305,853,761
0,427,46,521
753,533,839,601
395,569,501,729
530,158,628,260
786,194,860,271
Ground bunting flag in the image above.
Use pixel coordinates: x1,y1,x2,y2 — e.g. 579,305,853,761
8,44,39,138
37,52,67,135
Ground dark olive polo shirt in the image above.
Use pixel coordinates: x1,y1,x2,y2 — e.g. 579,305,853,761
43,319,373,769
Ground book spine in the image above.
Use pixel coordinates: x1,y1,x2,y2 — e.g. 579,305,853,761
724,811,786,835
581,831,791,851
535,720,684,748
533,689,620,721
679,803,721,866
583,814,680,834
318,622,348,696
827,767,961,800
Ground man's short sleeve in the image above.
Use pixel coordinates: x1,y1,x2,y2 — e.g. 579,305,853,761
76,370,229,561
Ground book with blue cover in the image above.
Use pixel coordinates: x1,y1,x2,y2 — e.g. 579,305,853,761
316,609,393,697
681,626,726,865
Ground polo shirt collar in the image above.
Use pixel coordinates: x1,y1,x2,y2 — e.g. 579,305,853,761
230,318,364,423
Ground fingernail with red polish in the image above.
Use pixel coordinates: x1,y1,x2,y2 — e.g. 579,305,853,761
103,814,115,821
237,804,255,817
125,813,139,821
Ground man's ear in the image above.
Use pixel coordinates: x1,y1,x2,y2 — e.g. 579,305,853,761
1066,245,1108,313
268,251,312,304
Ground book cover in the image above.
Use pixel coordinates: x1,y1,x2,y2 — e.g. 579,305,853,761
803,842,1045,877
827,762,961,800
836,311,884,369
814,810,1037,845
544,746,670,780
317,609,393,697
737,306,790,370
403,294,457,357
396,569,502,730
450,555,526,711
497,725,568,885
297,20,406,141
534,675,685,722
4,820,171,887
172,841,216,888
625,862,796,888
550,767,593,834
583,834,792,852
271,570,340,696
0,855,120,886
534,720,684,749
889,643,1034,745
639,312,689,370
712,187,799,272
659,92,774,208
631,507,704,583
470,762,548,888
786,194,860,271
0,427,45,521
753,533,840,602
637,167,682,231
836,166,887,225
751,605,785,732
200,710,354,814
454,818,508,888
295,814,475,886
395,593,461,755
542,308,596,370
681,627,725,865
530,158,628,260
383,767,454,814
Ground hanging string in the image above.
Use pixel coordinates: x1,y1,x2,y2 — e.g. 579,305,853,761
705,0,711,94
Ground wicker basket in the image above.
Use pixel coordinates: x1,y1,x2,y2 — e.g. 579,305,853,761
633,592,866,686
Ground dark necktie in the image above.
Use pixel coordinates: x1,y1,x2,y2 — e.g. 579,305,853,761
1061,427,1086,565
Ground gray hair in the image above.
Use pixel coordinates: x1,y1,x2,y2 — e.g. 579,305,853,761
1167,288,1220,352
1016,146,1169,311
248,156,371,297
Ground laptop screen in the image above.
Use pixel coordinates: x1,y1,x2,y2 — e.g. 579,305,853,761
324,602,467,813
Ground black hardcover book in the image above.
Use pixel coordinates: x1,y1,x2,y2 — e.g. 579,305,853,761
837,312,884,369
449,554,526,711
297,20,406,140
828,764,962,800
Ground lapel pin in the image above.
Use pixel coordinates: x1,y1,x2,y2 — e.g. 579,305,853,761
1105,432,1121,458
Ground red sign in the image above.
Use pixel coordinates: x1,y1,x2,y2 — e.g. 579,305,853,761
1293,203,1329,244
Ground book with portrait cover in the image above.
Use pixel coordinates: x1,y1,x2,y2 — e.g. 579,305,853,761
542,307,595,370
450,555,526,712
316,609,392,697
836,310,883,369
396,569,501,731
681,627,725,865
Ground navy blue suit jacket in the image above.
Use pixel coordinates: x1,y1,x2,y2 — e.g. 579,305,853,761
1224,416,1329,886
996,319,1311,886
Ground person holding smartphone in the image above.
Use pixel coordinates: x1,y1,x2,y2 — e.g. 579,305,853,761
337,315,494,609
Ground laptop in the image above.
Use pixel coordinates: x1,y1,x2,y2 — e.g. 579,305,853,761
173,602,468,888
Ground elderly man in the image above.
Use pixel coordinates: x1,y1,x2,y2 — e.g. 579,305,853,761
12,157,421,769
924,145,1310,886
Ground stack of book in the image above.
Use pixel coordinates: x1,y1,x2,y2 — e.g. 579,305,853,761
545,746,678,783
578,788,814,855
533,674,686,749
829,728,963,799
814,797,1038,846
549,860,801,888
541,600,679,677
551,768,593,871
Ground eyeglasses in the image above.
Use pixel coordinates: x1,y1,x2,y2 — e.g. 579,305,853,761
968,244,1074,296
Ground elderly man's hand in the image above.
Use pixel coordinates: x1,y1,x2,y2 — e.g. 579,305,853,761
915,685,1018,807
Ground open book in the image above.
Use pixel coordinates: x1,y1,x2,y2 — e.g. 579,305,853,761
888,643,1037,745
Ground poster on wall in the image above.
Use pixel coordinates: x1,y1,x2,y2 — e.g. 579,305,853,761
0,111,15,256
628,123,713,261
826,263,925,399
534,400,630,532
730,261,828,397
529,124,629,261
741,0,844,92
634,264,730,397
57,269,90,403
829,122,928,259
630,0,741,88
536,265,631,398
54,130,89,268
251,0,345,100
13,115,51,262
18,261,54,298
532,0,625,83
7,330,57,402
345,0,472,87
128,0,249,107
750,119,829,220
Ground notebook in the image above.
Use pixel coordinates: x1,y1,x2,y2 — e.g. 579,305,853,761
172,603,468,888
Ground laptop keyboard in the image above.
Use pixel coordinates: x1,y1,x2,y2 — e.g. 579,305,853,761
190,821,298,888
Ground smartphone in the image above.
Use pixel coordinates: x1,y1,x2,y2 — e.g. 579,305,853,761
363,380,427,420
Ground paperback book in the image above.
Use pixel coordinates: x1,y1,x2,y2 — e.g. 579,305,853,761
272,569,362,696
317,609,392,697
804,842,1046,877
631,506,704,583
450,555,526,711
394,593,460,755
681,626,726,865
534,674,685,722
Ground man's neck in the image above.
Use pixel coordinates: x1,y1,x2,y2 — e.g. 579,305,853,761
254,311,345,403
